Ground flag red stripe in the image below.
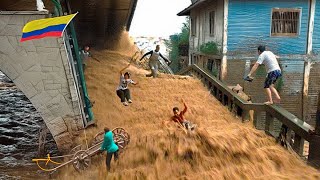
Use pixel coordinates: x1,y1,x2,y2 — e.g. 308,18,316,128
20,31,62,42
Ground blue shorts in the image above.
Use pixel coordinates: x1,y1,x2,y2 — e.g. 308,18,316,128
264,70,281,88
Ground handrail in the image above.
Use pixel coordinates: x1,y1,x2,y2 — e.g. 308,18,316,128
180,64,320,168
51,0,94,123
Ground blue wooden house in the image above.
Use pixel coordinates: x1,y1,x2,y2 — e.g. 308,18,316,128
178,0,320,127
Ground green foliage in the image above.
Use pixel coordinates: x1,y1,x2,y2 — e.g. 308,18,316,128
199,41,219,55
165,18,190,73
212,68,219,77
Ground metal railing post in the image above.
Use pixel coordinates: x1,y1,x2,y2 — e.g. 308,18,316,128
51,0,94,122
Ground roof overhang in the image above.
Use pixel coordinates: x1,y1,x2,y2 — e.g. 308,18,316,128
177,0,207,16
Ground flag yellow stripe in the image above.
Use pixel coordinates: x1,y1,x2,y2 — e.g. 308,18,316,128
22,13,77,33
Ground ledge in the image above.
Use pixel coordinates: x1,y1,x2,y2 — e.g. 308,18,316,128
0,11,49,15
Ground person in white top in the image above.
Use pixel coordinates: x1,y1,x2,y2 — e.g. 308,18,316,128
247,46,282,105
116,63,138,106
139,45,171,78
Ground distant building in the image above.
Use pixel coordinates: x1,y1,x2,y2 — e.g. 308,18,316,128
178,0,320,127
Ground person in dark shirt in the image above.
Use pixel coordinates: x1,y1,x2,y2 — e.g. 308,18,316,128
139,45,171,78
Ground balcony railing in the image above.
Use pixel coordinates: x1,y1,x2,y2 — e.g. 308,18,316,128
180,64,320,168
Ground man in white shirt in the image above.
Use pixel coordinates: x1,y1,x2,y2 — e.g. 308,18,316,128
247,46,282,105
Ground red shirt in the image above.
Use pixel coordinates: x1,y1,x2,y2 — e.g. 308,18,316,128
171,103,187,123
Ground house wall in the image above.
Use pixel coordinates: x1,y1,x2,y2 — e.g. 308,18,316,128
227,0,309,56
306,62,320,126
189,0,224,52
225,59,304,119
313,0,320,54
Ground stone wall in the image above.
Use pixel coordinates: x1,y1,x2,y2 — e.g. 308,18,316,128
0,11,83,152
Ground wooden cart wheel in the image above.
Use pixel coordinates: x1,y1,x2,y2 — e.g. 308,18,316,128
112,127,130,144
91,131,105,146
70,145,85,156
114,133,127,151
72,150,91,172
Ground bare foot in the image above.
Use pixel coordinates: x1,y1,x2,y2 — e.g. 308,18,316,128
274,98,281,104
264,101,273,105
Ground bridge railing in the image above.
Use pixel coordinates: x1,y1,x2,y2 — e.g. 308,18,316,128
180,64,320,168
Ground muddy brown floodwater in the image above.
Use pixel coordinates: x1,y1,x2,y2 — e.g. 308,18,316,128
54,32,320,180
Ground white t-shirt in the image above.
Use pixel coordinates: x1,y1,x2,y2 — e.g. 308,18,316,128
256,51,281,73
117,75,134,90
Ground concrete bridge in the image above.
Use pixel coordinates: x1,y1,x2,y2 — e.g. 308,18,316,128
0,0,137,151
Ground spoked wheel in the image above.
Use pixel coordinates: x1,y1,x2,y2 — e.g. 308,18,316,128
70,145,85,155
114,133,127,152
91,131,105,146
112,128,130,143
72,150,91,172
112,128,130,152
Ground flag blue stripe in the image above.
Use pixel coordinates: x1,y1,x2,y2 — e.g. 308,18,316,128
21,24,66,38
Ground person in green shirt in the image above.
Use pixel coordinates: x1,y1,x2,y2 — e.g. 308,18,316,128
100,127,119,171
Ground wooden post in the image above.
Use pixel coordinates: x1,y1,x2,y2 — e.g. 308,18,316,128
302,60,311,121
308,90,320,168
253,111,262,129
293,134,304,156
316,91,320,135
265,112,274,133
227,97,232,110
286,128,292,145
221,0,229,80
222,94,226,105
242,109,249,122
308,135,320,169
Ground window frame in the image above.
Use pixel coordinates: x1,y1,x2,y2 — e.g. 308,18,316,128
191,16,197,36
270,8,302,37
209,11,215,37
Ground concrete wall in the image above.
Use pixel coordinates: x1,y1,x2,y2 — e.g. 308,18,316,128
0,11,83,152
227,0,309,56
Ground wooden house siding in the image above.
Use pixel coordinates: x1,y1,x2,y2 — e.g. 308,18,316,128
189,0,224,52
227,0,309,56
306,63,320,127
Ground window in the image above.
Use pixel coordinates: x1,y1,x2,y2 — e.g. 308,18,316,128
271,8,301,37
209,11,215,36
191,17,197,36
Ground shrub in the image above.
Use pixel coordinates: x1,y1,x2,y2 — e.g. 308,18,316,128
200,41,219,55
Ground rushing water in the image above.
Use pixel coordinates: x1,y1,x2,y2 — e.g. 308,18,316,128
0,72,58,179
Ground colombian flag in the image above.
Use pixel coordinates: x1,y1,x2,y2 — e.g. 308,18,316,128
20,13,77,42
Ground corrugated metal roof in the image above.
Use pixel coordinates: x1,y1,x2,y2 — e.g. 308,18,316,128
177,0,206,16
